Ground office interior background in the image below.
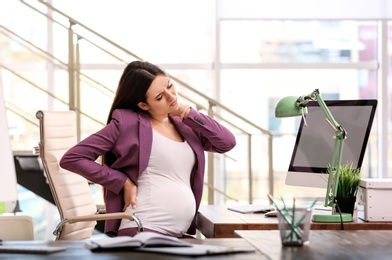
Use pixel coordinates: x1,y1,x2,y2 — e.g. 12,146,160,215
1,0,392,239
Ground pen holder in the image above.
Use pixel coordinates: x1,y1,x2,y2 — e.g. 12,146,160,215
277,207,312,246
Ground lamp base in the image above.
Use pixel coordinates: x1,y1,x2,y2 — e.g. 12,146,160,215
312,213,353,223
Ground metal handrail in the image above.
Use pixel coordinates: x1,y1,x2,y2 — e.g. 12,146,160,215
20,0,270,135
0,63,104,126
15,0,275,202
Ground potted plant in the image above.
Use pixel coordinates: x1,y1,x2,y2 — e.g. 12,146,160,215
328,162,361,215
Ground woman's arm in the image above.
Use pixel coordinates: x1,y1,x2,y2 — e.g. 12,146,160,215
182,108,236,153
59,114,128,195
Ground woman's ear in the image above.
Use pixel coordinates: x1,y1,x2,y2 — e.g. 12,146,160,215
137,102,149,111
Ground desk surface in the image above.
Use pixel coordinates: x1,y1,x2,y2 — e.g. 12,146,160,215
235,230,392,260
0,238,262,259
197,205,392,238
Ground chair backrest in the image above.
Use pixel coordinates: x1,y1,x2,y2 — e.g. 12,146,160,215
0,215,34,240
36,110,97,240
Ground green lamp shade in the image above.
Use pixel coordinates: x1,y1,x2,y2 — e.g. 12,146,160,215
275,96,308,118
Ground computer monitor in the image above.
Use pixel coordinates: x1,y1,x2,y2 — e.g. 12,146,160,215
285,99,377,188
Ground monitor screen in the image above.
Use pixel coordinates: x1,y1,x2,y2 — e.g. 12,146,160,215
285,99,377,188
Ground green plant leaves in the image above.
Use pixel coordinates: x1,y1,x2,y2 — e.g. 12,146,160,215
327,162,361,198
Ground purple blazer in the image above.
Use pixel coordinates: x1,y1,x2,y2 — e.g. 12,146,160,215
60,108,236,235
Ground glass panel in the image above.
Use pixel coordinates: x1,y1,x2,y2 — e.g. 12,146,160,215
388,23,392,179
2,68,69,150
53,0,214,63
220,20,378,63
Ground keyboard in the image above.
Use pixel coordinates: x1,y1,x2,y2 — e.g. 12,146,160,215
0,245,66,254
227,204,275,214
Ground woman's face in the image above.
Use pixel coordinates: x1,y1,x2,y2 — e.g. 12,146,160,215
138,75,178,117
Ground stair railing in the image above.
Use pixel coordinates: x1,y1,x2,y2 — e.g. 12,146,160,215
15,0,275,202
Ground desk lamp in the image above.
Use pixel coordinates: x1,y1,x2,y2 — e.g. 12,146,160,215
275,89,352,222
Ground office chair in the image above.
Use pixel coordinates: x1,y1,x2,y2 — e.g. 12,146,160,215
35,110,142,240
0,215,34,240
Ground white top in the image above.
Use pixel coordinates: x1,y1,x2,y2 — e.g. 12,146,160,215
119,129,196,237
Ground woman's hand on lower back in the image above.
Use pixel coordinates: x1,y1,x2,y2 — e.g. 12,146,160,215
123,178,137,211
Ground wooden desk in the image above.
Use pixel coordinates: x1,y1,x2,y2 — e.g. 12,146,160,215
197,205,392,238
0,238,261,259
235,230,392,259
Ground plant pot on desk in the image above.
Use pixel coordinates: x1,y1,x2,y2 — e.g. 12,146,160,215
335,196,356,215
331,162,361,216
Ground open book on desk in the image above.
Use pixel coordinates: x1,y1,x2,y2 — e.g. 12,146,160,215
85,232,190,249
85,231,255,256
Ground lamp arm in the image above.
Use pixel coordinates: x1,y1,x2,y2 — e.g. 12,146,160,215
300,89,347,209
326,136,345,209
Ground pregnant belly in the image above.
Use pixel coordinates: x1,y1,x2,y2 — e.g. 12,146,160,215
134,180,196,235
